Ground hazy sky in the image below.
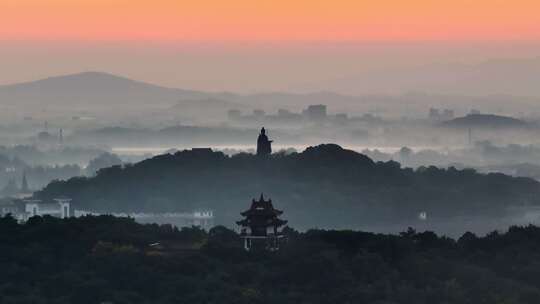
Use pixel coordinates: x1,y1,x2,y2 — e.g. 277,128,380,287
1,0,540,93
3,0,540,41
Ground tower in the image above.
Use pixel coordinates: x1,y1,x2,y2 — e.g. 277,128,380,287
237,194,287,251
21,172,29,193
59,129,63,145
256,127,273,156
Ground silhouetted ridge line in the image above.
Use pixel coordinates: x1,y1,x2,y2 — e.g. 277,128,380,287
35,143,540,229
442,114,529,129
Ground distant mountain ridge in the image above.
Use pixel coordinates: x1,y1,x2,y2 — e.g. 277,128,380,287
0,71,361,110
0,71,213,108
4,71,540,118
442,114,530,129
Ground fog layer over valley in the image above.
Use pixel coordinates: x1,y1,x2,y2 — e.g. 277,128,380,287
35,144,540,237
3,72,540,236
5,1,540,301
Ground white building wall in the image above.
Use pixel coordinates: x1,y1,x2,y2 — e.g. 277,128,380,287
24,200,71,219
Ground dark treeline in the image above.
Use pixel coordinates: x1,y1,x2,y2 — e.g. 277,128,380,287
37,144,540,229
1,215,540,303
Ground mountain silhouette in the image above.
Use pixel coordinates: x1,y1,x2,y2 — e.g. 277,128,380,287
0,71,212,108
442,114,530,129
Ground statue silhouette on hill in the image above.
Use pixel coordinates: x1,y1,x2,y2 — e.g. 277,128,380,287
257,127,272,156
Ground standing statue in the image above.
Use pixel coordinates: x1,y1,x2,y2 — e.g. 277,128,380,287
257,127,273,156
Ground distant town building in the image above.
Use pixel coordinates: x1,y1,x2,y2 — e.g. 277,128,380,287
227,109,242,120
334,113,349,125
470,109,481,115
0,174,32,199
189,211,214,228
256,127,273,156
25,198,71,219
1,179,20,197
303,104,327,121
277,109,291,116
429,108,455,122
237,194,287,251
227,105,346,125
0,197,72,222
253,109,266,118
37,131,55,142
429,108,440,120
442,109,454,120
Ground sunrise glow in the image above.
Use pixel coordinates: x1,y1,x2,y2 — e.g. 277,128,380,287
1,0,539,42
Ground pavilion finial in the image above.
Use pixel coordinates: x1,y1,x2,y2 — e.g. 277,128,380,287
259,193,265,201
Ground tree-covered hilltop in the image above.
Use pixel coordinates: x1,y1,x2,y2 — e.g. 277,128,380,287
37,144,540,228
2,215,540,303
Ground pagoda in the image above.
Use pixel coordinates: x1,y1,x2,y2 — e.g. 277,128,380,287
236,194,287,251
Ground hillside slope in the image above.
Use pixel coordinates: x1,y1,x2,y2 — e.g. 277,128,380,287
0,71,208,107
36,144,540,230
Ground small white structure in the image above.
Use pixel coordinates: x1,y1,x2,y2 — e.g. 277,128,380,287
0,197,72,222
24,198,71,220
74,210,101,217
189,211,214,228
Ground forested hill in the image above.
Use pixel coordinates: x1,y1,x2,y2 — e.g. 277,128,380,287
2,215,540,303
37,144,540,228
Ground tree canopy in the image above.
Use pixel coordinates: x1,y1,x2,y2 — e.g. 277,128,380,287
2,215,540,303
36,144,540,229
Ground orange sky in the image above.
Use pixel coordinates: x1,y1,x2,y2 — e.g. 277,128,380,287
1,0,539,42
